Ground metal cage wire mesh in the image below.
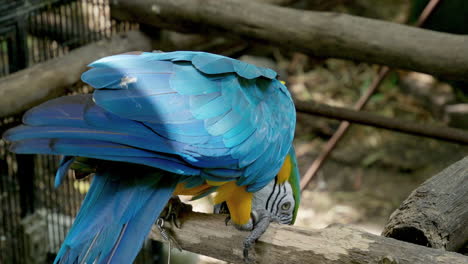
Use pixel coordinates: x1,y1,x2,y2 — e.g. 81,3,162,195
0,0,160,263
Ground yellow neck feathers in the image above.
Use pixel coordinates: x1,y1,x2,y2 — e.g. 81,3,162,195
173,154,292,225
276,154,291,184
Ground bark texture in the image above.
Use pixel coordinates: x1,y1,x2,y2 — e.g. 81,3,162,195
294,100,468,144
110,0,468,81
150,212,468,264
383,156,468,252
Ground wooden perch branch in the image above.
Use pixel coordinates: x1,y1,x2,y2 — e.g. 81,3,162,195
156,156,468,263
110,0,468,81
0,31,151,118
383,156,468,252
295,100,468,144
150,212,468,264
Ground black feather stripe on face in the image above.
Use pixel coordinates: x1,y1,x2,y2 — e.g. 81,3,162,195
251,177,296,225
265,177,278,211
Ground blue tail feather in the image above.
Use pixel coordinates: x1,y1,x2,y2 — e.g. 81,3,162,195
55,165,179,264
55,156,75,187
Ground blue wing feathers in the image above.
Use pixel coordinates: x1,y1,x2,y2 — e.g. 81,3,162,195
9,138,200,176
5,125,184,154
3,51,296,263
207,110,243,136
224,125,256,148
194,57,235,75
145,120,210,137
181,175,205,188
170,64,222,96
6,49,295,187
191,94,228,119
22,95,88,127
189,92,222,110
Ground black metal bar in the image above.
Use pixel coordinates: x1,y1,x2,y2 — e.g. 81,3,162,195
15,153,31,263
6,17,28,73
48,155,63,252
57,2,67,55
16,154,35,217
28,11,39,64
0,149,14,263
0,38,8,76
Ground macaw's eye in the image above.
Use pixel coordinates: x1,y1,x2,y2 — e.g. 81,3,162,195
281,202,291,211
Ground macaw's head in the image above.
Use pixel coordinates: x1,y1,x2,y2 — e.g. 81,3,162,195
250,146,301,226
214,147,300,230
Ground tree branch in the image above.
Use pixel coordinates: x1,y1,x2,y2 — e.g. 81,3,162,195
110,0,468,81
149,212,468,264
295,100,468,144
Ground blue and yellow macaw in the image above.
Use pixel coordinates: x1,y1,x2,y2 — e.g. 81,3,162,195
3,51,300,263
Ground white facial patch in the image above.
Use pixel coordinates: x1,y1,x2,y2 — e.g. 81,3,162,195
252,179,295,224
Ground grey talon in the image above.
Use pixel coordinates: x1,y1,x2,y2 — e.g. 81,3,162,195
172,214,182,229
160,197,192,229
242,209,277,263
215,176,298,263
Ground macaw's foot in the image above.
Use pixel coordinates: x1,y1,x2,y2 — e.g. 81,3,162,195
214,203,278,263
214,202,233,226
160,197,193,228
242,209,279,264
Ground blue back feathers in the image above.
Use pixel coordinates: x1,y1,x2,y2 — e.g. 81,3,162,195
3,51,296,263
5,51,296,191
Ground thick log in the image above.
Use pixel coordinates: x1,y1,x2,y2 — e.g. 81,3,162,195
383,156,468,252
110,0,468,81
0,31,151,118
139,0,333,53
150,212,468,264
